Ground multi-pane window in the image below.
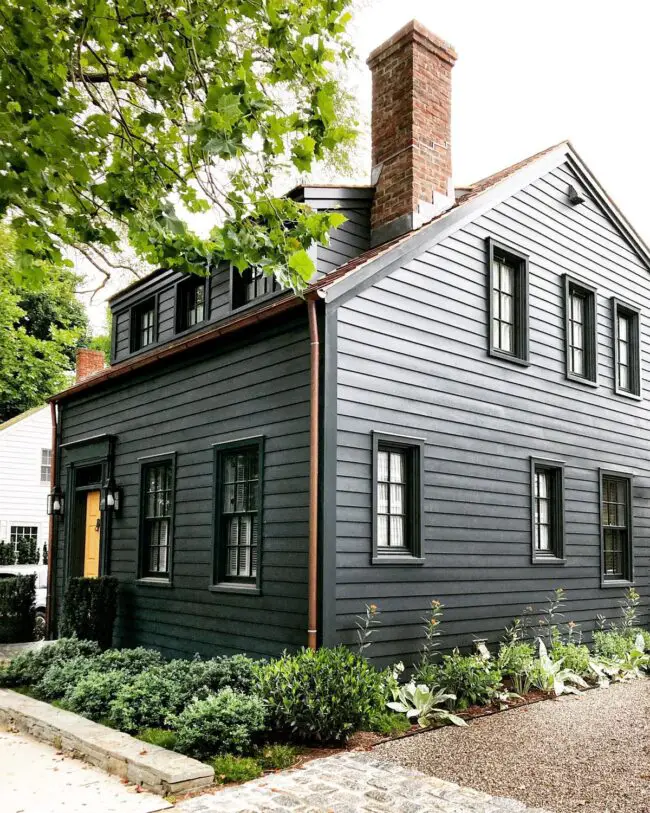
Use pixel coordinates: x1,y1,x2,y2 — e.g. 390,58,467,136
215,443,262,584
232,266,280,310
131,298,156,352
376,447,408,548
612,299,641,397
177,277,206,332
565,278,597,383
531,460,564,561
10,526,38,546
601,473,632,581
141,461,173,578
372,433,423,562
40,449,52,483
487,240,528,363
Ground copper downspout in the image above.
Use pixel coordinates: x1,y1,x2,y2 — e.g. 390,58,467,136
45,401,58,638
307,298,320,650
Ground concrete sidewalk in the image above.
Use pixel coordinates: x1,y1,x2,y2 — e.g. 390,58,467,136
1,729,171,813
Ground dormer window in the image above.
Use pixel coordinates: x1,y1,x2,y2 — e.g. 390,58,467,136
131,298,156,352
231,266,280,310
176,276,207,333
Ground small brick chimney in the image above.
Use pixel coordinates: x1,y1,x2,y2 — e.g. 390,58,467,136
76,348,105,382
367,20,457,246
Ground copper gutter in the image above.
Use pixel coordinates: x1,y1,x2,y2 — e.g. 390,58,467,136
45,401,58,638
307,297,320,650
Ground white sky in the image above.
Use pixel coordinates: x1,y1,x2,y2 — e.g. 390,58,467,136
82,0,650,330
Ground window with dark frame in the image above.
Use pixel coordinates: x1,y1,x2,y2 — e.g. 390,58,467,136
214,443,262,585
10,525,38,546
613,300,641,397
176,276,206,332
141,460,173,578
372,433,423,562
487,239,528,363
531,459,564,561
40,449,52,483
231,266,280,310
564,277,597,383
601,473,632,582
131,298,156,352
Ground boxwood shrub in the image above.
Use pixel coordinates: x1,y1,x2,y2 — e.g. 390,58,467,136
257,646,383,743
0,574,36,644
108,667,183,732
65,670,126,721
174,688,266,760
0,638,100,687
60,576,118,650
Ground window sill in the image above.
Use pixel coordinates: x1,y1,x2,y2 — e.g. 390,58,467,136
372,555,425,567
600,578,634,589
210,583,261,596
614,388,642,401
136,577,173,588
566,373,598,388
531,556,566,566
488,348,529,367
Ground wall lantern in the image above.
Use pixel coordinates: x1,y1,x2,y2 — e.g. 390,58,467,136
100,479,121,514
47,488,64,517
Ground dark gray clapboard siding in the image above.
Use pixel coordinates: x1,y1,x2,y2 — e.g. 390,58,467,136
109,188,372,362
332,160,650,667
56,313,311,659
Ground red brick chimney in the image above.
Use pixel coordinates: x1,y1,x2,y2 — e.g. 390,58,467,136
76,348,105,382
367,20,457,246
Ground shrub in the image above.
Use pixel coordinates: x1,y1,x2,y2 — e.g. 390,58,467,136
212,755,263,784
36,656,95,700
0,574,36,643
258,744,300,771
257,646,384,743
436,650,503,709
551,642,591,676
0,638,100,687
368,709,412,737
108,668,182,732
65,670,126,721
60,576,118,650
137,728,178,751
96,647,162,676
158,654,258,701
413,661,440,686
174,688,266,760
496,641,535,678
593,631,631,661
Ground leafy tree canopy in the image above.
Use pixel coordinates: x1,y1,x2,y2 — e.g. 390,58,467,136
0,228,88,422
0,0,356,292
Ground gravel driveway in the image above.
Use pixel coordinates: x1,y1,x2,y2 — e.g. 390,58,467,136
376,679,650,813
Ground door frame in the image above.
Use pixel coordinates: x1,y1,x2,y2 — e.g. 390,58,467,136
60,434,116,586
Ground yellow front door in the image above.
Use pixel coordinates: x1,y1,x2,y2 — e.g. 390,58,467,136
84,490,101,578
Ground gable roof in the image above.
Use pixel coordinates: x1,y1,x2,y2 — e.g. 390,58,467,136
316,140,650,303
52,140,650,402
0,405,48,433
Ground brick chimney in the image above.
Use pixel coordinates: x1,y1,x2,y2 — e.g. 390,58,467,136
367,20,457,246
76,348,105,382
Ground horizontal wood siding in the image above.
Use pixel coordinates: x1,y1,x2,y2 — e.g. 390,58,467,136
334,161,650,666
110,195,372,362
56,314,311,659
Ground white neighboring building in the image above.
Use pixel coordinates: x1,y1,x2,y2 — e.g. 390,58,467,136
0,405,51,559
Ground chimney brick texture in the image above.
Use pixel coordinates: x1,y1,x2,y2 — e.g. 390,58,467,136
367,20,457,243
76,348,105,382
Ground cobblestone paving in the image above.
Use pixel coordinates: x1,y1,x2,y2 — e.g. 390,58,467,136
176,752,553,813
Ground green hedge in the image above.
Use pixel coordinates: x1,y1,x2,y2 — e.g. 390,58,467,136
0,574,35,643
60,576,118,650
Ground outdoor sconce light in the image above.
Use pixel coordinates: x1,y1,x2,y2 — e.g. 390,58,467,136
47,488,64,517
100,479,121,514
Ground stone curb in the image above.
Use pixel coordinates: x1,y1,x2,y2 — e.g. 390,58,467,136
0,689,214,795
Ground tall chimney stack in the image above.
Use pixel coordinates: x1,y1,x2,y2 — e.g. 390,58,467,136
367,20,457,246
76,348,105,382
